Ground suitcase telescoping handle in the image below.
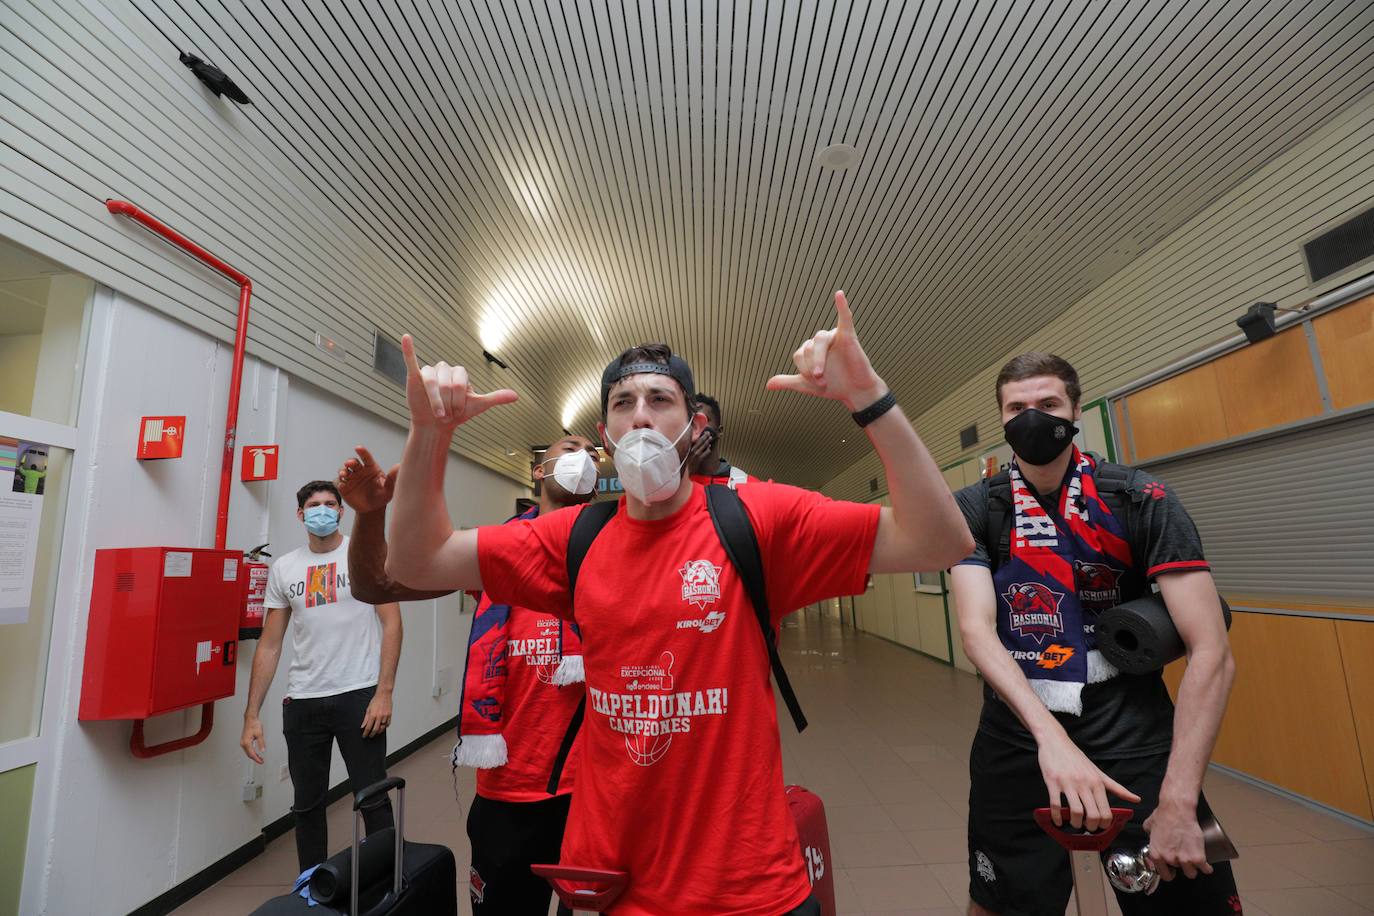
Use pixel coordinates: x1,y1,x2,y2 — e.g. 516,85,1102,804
352,777,406,916
530,865,630,912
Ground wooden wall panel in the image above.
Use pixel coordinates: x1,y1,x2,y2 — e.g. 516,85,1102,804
1213,326,1325,436
1123,362,1228,461
1168,613,1370,819
1313,292,1374,410
1336,619,1374,820
1114,399,1134,463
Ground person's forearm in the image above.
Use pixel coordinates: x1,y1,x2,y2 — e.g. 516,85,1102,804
1160,645,1234,806
350,509,453,603
388,426,457,584
962,623,1070,746
859,390,974,571
376,610,402,695
244,645,280,720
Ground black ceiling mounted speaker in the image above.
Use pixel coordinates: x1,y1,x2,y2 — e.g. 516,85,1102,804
1303,205,1374,283
959,423,979,449
1236,302,1278,344
179,52,251,105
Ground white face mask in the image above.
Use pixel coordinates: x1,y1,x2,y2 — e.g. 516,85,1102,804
542,450,599,496
606,419,693,504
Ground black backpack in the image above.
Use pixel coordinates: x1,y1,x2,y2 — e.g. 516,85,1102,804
984,456,1140,574
545,485,805,793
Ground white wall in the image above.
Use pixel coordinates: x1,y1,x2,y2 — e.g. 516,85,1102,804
0,334,40,416
30,290,526,916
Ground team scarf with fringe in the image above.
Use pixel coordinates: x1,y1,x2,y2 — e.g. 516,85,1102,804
452,506,584,769
994,449,1133,715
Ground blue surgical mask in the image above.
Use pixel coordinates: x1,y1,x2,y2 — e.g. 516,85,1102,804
303,505,340,537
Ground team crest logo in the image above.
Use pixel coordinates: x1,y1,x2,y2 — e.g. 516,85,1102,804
469,867,486,904
1004,582,1065,645
975,850,996,883
679,559,722,609
480,642,506,682
1074,561,1122,609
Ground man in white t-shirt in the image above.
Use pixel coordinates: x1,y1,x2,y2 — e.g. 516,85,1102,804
240,479,404,873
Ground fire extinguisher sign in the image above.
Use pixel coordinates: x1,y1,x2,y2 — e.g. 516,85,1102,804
241,445,279,481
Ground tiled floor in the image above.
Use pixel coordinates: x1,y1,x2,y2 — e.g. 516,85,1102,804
178,611,1374,915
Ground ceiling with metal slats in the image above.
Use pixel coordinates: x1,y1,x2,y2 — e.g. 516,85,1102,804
126,0,1374,487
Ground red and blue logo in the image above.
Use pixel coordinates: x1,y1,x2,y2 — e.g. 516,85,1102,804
1004,583,1066,645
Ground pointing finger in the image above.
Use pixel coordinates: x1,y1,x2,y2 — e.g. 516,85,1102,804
766,373,817,395
401,334,421,378
353,445,377,469
834,290,855,336
467,389,519,417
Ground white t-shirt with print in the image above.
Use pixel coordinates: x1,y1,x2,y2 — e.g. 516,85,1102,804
264,537,381,699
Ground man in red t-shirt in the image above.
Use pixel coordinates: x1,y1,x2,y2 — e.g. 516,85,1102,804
338,435,601,915
688,393,758,488
386,291,974,915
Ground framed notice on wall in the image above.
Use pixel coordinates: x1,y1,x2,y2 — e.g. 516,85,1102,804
0,435,48,624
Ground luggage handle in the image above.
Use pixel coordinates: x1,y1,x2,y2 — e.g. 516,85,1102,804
530,864,629,912
352,778,406,916
1034,807,1132,851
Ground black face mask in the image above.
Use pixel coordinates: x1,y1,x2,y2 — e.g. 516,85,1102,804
1003,408,1078,466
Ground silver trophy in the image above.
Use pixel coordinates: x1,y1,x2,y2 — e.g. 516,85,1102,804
1105,813,1239,894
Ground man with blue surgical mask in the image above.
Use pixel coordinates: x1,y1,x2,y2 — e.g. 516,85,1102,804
240,479,403,875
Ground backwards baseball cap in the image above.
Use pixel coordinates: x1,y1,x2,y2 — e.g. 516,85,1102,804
600,345,696,415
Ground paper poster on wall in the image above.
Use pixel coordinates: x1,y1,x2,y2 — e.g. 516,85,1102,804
0,436,47,625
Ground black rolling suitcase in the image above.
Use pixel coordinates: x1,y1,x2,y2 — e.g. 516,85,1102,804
250,777,457,916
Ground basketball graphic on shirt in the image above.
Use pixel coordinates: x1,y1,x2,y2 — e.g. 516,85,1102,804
626,728,673,766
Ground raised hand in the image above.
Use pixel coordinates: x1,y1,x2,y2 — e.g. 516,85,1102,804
338,445,398,514
401,334,518,432
766,291,888,410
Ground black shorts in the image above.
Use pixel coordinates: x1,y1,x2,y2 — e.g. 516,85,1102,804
967,730,1241,916
467,792,573,916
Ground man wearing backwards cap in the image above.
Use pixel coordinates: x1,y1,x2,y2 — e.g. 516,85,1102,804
386,292,973,915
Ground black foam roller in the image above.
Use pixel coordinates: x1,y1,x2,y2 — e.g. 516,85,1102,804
308,827,397,905
1097,594,1232,675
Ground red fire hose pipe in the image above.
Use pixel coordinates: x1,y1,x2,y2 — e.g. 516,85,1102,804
107,199,253,758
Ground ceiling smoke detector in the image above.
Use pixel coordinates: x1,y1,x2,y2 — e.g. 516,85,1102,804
815,144,860,171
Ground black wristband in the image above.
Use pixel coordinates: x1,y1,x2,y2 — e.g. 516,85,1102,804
851,390,897,427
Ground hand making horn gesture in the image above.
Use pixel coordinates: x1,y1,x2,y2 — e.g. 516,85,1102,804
401,334,518,431
767,291,889,411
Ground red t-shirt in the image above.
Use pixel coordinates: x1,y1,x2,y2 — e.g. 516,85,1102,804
470,592,584,802
478,482,879,915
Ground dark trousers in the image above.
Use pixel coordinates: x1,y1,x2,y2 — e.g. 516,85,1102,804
467,793,574,916
283,685,393,872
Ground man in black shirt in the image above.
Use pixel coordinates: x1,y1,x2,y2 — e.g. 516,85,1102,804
950,353,1239,916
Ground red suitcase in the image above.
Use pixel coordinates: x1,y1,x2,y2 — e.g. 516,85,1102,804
787,785,835,916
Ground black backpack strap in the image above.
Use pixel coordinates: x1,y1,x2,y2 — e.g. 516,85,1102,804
546,695,585,795
547,500,618,794
704,485,808,733
985,472,1012,575
566,500,618,599
1089,457,1137,535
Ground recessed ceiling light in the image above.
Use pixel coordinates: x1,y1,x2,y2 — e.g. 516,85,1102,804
815,143,860,170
